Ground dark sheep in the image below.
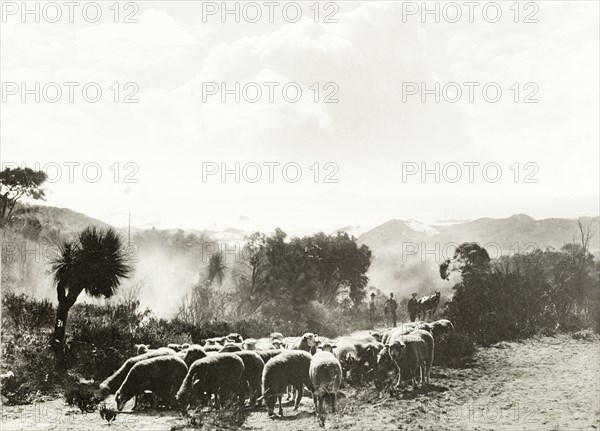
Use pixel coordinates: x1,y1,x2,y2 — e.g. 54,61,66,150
181,345,208,368
98,348,176,399
233,351,265,406
310,351,342,427
176,353,245,410
115,355,188,411
261,350,313,417
255,349,284,365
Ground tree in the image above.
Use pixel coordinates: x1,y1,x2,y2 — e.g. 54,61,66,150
49,227,133,354
440,242,491,281
0,167,47,226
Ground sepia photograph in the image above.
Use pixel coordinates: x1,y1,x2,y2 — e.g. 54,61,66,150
0,1,599,430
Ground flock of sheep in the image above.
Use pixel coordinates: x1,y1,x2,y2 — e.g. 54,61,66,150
96,318,454,427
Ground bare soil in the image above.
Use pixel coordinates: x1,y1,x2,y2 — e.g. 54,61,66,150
1,335,598,431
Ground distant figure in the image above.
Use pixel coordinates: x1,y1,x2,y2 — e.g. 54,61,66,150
408,292,419,322
368,292,376,325
383,293,397,327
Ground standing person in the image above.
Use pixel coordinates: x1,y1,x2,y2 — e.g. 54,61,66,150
368,292,376,325
384,293,398,327
408,292,419,322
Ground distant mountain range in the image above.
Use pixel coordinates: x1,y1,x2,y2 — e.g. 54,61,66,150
353,214,600,258
13,205,600,257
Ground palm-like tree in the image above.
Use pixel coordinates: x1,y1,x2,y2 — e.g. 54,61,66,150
49,226,133,352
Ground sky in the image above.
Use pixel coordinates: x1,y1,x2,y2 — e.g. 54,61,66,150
1,1,599,233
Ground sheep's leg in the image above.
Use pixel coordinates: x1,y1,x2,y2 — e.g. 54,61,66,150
331,393,337,413
278,395,283,417
294,384,303,410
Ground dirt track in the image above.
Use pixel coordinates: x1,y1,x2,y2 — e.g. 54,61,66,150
1,335,598,431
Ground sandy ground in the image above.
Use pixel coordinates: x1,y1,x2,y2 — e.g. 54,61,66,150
1,335,598,431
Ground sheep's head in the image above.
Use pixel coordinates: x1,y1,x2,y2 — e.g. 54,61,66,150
243,338,257,350
319,342,336,353
303,333,316,347
271,339,283,349
388,341,406,362
115,391,126,411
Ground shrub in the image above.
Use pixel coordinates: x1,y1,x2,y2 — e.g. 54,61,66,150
433,332,476,367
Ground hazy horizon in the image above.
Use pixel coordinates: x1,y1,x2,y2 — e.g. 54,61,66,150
2,1,599,233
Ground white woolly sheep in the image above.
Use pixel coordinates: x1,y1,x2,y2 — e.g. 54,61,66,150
115,355,188,411
310,351,342,427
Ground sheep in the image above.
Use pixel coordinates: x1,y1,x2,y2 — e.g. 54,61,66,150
333,340,359,380
242,338,258,350
255,349,284,365
348,330,381,343
233,351,265,406
98,348,176,399
203,345,222,353
176,353,245,411
285,333,317,352
310,351,342,427
271,339,283,349
219,343,243,353
377,329,434,389
134,344,150,355
115,355,188,411
318,342,336,353
430,319,454,338
226,333,243,343
261,350,313,417
270,332,285,342
255,337,277,350
180,345,208,368
409,329,434,384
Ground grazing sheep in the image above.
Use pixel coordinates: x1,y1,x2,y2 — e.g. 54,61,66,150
233,351,265,406
176,353,245,410
333,340,359,380
255,349,284,365
115,355,188,411
310,351,342,427
377,329,433,389
261,350,313,417
98,348,176,399
219,343,243,353
409,329,434,384
181,345,208,368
